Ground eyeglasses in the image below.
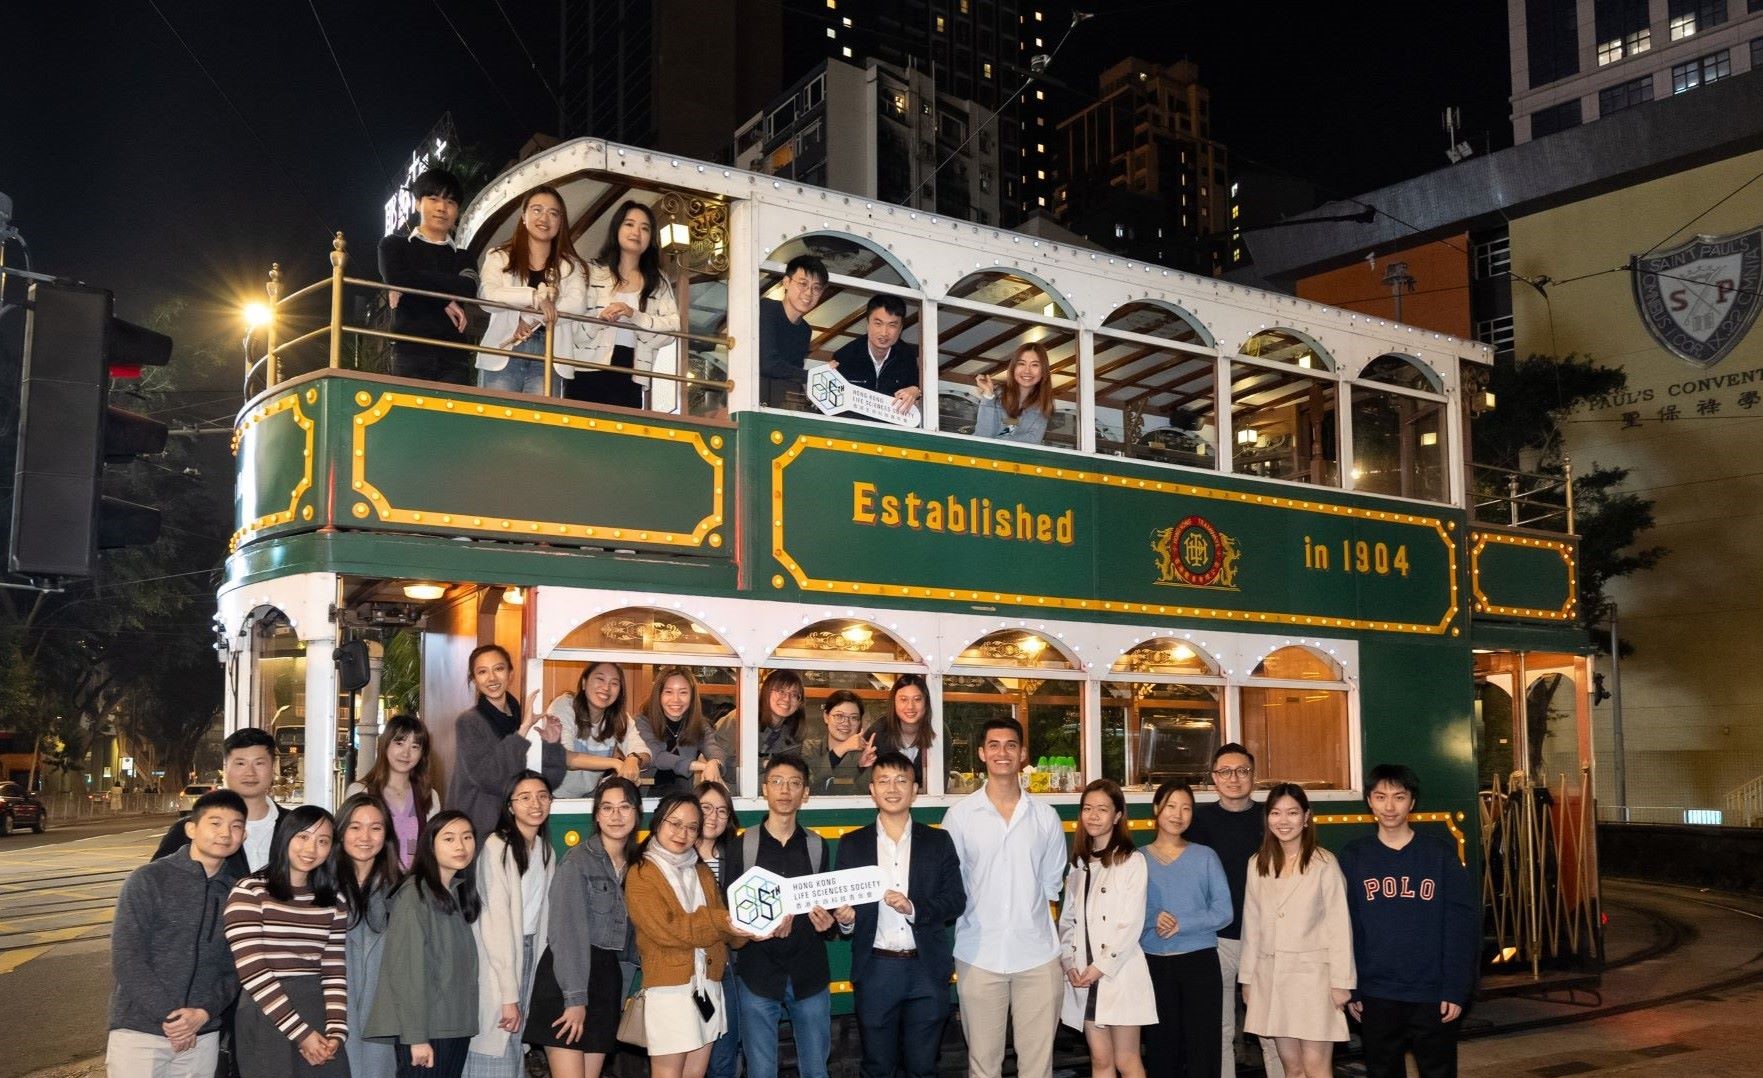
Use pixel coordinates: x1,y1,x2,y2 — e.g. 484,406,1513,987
659,817,701,835
1211,767,1254,780
770,686,804,701
765,777,806,791
511,792,553,805
701,806,731,819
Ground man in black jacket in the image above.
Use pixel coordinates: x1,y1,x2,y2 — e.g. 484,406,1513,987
377,167,478,384
835,752,966,1078
108,790,246,1076
154,728,286,877
829,294,921,422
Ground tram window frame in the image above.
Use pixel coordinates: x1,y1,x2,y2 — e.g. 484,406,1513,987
943,670,1086,796
756,251,926,422
1238,645,1355,792
1092,302,1220,470
936,269,1082,448
1228,331,1344,488
1101,679,1225,792
1348,354,1450,503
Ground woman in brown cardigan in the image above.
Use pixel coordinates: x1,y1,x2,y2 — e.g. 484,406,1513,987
625,793,757,1078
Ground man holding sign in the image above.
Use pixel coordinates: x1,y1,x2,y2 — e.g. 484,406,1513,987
725,754,839,1078
828,295,922,422
834,752,966,1078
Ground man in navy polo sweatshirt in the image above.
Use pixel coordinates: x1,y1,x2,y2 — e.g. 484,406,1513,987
1339,764,1478,1078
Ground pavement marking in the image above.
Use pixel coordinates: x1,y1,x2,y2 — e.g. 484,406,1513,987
0,944,50,975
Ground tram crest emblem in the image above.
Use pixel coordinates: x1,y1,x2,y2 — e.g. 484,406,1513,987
1152,515,1241,590
1632,227,1763,369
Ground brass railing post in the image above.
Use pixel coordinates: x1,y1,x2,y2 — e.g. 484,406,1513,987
328,232,347,369
542,290,556,398
266,263,281,386
1562,452,1576,533
1506,474,1521,527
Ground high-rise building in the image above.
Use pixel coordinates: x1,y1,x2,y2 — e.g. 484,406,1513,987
781,0,1073,225
560,0,780,161
1509,0,1763,143
733,58,1002,225
1052,59,1231,275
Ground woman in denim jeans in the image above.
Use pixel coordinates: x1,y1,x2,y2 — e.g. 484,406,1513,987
475,185,588,396
523,777,641,1078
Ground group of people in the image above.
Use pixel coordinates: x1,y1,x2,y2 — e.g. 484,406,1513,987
378,169,679,408
111,650,1475,1078
375,168,1056,441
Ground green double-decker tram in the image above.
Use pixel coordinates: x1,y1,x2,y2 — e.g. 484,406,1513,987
222,139,1597,999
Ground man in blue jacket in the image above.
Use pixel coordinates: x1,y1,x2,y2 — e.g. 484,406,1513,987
108,789,247,1076
1339,764,1478,1078
835,751,966,1078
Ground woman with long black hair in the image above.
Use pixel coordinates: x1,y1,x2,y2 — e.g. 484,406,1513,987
224,805,350,1076
541,662,650,798
337,793,401,1078
464,772,555,1077
525,776,640,1078
637,666,728,796
448,644,565,838
694,781,744,1078
366,811,483,1078
865,674,935,787
569,200,681,409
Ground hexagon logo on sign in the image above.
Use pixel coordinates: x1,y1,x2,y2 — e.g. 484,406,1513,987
727,866,787,936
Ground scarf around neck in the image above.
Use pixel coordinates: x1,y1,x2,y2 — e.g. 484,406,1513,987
475,694,521,740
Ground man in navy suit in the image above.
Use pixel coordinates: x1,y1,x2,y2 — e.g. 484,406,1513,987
834,751,966,1078
828,294,922,422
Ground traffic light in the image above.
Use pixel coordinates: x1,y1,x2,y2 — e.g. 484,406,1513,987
8,281,172,579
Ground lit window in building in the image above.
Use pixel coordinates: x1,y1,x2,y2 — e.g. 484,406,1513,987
1115,224,1125,238
1597,28,1651,65
1669,0,1727,41
961,0,970,11
1036,142,1045,153
827,27,836,38
842,16,852,27
1035,89,1045,100
1035,37,1044,47
1231,204,1240,219
1038,195,1047,206
1035,169,1045,179
984,63,993,78
842,45,853,58
1671,49,1731,93
937,15,946,31
826,0,835,7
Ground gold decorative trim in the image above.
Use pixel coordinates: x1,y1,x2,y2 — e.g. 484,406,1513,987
1315,809,1467,865
350,391,725,547
229,393,316,551
1469,531,1578,621
772,434,1460,635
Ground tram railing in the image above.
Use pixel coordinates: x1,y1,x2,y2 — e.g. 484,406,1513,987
1724,773,1763,828
242,232,735,420
1469,459,1576,534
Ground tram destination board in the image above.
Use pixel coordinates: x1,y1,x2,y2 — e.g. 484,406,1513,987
753,414,1462,637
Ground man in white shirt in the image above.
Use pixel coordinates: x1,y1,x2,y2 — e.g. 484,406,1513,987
152,727,287,875
835,752,966,1078
941,719,1067,1078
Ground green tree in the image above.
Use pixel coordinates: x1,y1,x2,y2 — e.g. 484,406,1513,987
1471,353,1667,651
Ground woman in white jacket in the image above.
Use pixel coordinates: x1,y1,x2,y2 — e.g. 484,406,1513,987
463,771,556,1078
1238,783,1356,1078
568,199,681,410
1059,779,1155,1078
476,186,587,396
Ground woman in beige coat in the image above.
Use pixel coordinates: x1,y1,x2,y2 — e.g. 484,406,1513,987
1238,783,1356,1078
1059,780,1156,1078
569,200,682,411
464,772,556,1077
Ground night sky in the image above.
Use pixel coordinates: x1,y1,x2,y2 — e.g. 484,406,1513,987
2,0,1508,378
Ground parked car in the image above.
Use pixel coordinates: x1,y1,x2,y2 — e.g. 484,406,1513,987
176,783,217,813
0,781,47,836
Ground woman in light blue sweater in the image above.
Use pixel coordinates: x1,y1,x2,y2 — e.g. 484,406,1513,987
974,342,1054,444
1140,781,1234,1078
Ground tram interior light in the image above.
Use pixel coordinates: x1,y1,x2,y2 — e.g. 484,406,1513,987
1419,430,1438,447
503,587,525,606
839,624,874,648
1297,353,1313,369
402,582,445,600
1236,428,1257,446
1172,644,1195,662
1020,635,1048,657
1041,302,1057,316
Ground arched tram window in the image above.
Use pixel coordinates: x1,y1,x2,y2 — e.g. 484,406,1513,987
763,619,923,796
1240,645,1351,791
1095,301,1219,468
937,270,1081,448
248,612,313,805
1350,353,1449,502
1102,638,1224,792
1230,329,1342,487
942,629,1083,794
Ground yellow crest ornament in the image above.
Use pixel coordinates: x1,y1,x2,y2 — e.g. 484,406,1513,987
1152,515,1241,590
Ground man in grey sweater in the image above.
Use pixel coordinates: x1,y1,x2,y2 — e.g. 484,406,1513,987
108,790,247,1077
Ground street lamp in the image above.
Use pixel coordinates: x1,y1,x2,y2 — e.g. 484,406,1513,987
242,299,274,399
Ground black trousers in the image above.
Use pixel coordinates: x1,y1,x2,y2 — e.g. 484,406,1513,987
394,1036,470,1078
853,955,949,1078
1144,949,1222,1078
1357,997,1459,1078
391,344,469,385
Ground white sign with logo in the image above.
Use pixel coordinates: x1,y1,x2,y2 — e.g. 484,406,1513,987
725,864,886,936
806,364,922,426
1632,228,1762,369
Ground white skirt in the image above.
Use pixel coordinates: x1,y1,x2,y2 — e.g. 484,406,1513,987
644,980,727,1056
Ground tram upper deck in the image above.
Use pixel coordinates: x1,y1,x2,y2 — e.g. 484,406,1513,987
221,137,1585,820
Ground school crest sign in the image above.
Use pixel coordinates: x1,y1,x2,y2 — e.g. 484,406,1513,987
1632,228,1763,369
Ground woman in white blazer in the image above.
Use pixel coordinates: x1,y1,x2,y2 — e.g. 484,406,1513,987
1059,779,1156,1078
568,200,681,411
476,185,588,397
464,771,557,1078
1238,783,1356,1078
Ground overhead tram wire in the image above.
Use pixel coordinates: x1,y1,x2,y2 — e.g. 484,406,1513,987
904,10,1096,211
1637,164,1763,260
305,0,394,191
142,0,333,235
429,0,530,132
489,0,563,126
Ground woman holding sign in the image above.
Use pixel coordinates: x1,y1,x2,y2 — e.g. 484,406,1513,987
625,793,753,1078
1058,779,1156,1078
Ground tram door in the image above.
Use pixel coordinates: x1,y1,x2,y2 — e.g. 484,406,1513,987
1474,652,1602,978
